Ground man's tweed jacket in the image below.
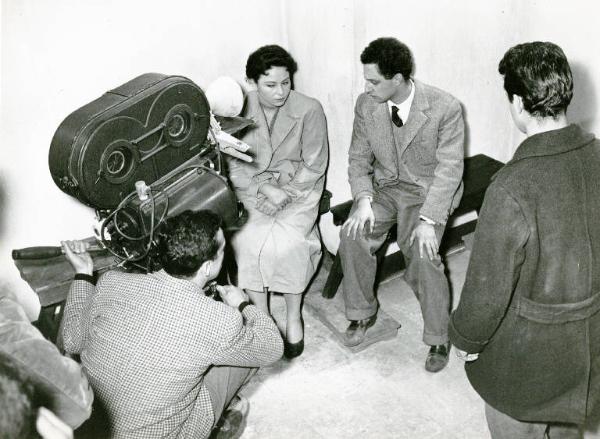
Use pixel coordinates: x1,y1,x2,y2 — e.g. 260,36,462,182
348,79,464,225
62,270,283,438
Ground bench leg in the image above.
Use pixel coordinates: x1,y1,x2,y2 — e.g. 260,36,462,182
32,303,64,344
322,252,343,298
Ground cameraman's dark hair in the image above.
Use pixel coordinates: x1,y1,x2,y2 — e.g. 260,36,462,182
246,45,298,82
157,210,223,278
361,37,413,80
499,41,573,118
0,353,36,439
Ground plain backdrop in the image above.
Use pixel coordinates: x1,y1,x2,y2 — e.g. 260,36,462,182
1,0,599,318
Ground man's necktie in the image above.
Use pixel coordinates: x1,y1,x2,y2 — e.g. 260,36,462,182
391,105,403,127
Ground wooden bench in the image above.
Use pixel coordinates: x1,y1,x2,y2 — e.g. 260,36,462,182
321,154,504,298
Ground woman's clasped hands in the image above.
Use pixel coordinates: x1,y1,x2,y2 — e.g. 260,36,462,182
257,183,291,215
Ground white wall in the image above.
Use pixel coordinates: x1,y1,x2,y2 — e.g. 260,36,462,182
284,0,357,207
0,0,285,318
521,0,600,137
286,0,599,201
286,0,533,209
2,0,599,318
285,0,599,251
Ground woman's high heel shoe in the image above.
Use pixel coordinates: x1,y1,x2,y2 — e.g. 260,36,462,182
283,339,304,359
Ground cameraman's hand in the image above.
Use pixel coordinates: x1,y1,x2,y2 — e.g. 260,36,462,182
61,240,94,275
216,285,248,309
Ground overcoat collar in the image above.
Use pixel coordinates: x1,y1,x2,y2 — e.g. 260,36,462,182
246,90,300,152
370,79,430,156
509,124,595,164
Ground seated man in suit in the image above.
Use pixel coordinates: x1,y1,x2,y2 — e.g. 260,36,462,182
61,210,283,438
340,37,464,372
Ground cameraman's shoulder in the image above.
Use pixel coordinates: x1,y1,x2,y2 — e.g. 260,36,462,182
96,268,146,286
202,300,244,339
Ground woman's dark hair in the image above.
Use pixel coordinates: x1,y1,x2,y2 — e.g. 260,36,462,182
246,44,298,82
360,37,413,80
499,41,573,118
157,210,222,277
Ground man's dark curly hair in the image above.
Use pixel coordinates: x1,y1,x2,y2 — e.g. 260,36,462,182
157,210,223,278
246,44,298,82
499,41,573,118
0,353,36,439
360,37,413,80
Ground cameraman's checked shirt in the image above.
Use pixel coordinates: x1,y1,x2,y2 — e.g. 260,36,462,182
61,269,282,438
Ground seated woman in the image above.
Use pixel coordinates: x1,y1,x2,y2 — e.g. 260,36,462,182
228,45,329,358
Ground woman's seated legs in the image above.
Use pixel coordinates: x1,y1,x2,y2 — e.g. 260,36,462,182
246,288,269,315
283,293,303,344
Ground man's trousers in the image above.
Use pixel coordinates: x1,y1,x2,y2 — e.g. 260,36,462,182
485,403,582,439
204,365,256,425
339,183,450,346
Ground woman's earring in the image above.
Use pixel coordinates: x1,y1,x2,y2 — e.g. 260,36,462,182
245,78,257,91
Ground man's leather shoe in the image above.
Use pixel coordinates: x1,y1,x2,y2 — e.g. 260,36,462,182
344,314,377,347
211,395,249,439
425,343,450,373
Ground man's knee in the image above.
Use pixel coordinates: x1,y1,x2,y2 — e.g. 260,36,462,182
205,366,256,422
339,230,366,254
406,244,444,268
340,229,388,257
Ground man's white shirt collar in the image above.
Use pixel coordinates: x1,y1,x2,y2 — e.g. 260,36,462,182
387,79,415,124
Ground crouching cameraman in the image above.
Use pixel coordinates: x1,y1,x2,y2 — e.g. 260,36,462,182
60,210,283,438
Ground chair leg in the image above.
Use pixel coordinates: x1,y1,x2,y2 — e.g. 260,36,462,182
322,252,343,299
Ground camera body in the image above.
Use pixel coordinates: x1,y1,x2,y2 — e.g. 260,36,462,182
12,72,252,319
49,73,213,209
49,73,245,267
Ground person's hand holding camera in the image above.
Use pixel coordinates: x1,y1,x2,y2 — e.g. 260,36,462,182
62,240,94,275
216,285,248,309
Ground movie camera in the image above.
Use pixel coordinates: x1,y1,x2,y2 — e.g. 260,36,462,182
13,73,253,297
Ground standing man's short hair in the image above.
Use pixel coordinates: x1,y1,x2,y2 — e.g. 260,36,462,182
498,41,573,118
157,210,223,277
360,37,413,80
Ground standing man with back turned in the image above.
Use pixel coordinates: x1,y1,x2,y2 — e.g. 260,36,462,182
340,37,464,372
450,42,600,439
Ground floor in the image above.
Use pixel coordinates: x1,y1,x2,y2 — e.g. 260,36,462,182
240,248,600,439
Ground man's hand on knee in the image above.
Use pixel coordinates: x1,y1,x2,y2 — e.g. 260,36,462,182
409,223,439,260
342,198,375,240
